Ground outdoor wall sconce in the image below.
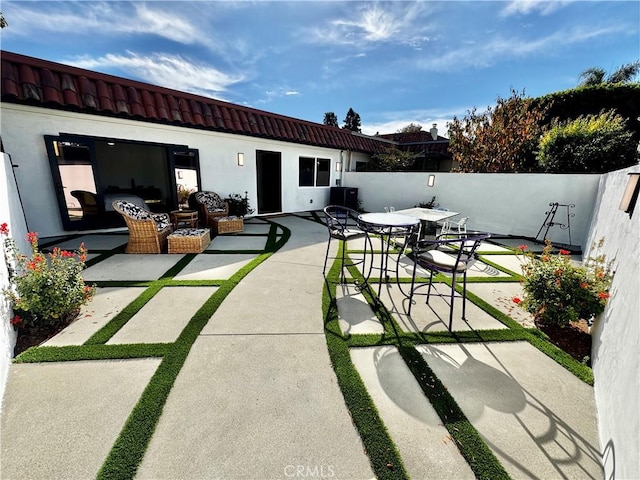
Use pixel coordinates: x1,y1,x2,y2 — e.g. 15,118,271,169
427,175,436,187
335,162,342,172
619,172,640,217
237,152,244,166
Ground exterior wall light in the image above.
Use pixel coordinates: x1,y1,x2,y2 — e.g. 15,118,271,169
335,162,342,172
237,152,244,166
428,174,436,187
619,172,640,217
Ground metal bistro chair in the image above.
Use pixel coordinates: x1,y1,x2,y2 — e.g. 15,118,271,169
323,205,372,284
406,232,491,331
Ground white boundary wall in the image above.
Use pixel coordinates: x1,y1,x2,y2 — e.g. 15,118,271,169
344,171,601,247
584,166,640,480
0,152,29,411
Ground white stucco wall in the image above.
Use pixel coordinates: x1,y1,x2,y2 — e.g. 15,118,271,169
1,103,345,237
0,152,29,411
344,171,601,247
584,166,640,480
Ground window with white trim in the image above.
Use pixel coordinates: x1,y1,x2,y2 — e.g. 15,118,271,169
299,157,330,187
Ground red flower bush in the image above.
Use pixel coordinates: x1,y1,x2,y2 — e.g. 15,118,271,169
2,224,96,329
515,238,613,327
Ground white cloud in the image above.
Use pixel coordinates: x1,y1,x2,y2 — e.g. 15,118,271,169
415,24,626,72
309,2,433,48
69,52,244,98
500,1,573,17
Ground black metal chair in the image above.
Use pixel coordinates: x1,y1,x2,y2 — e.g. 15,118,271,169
322,205,371,283
406,232,491,331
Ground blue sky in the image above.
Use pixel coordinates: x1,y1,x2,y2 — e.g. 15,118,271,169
1,1,638,136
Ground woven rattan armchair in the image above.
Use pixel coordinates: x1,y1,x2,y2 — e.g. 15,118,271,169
112,200,172,253
191,191,229,227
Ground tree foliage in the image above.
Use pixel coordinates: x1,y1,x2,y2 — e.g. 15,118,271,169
323,112,339,127
342,108,362,132
579,61,640,86
398,123,422,133
369,147,417,171
537,110,637,173
448,88,548,172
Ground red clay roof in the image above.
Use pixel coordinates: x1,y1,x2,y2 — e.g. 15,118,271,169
1,51,389,154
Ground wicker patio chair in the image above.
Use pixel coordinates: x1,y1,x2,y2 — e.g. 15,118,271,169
112,200,172,253
192,191,230,227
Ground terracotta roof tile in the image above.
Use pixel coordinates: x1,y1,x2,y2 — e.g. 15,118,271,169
0,50,394,154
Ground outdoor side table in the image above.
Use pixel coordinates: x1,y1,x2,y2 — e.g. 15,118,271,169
167,228,210,253
170,209,199,230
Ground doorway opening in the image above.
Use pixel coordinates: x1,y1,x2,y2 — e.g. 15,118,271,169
256,150,282,214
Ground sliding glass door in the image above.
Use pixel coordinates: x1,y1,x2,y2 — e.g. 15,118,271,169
45,134,200,231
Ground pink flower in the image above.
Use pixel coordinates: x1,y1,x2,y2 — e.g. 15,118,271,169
512,297,522,304
10,314,22,326
559,249,571,255
516,244,528,251
26,231,38,244
0,223,8,236
598,291,610,300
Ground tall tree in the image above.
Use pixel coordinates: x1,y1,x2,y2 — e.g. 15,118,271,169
579,61,640,86
448,88,547,172
398,123,422,133
323,112,339,127
342,108,362,133
1,12,7,28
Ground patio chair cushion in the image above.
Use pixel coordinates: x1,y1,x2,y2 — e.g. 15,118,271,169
195,191,226,213
114,201,169,232
416,249,469,272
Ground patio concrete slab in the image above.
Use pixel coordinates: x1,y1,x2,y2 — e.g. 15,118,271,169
476,241,513,253
43,286,147,346
240,222,272,234
107,286,217,344
207,235,266,251
202,260,325,334
137,335,374,480
51,234,129,251
417,342,602,480
336,284,383,335
378,283,509,333
83,253,184,281
351,346,475,480
172,253,255,280
467,282,536,328
0,359,160,480
482,254,526,276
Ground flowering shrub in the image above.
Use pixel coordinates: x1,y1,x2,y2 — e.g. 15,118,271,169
513,238,613,327
1,222,96,329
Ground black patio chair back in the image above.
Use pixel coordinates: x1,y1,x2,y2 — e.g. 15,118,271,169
322,205,370,283
407,232,491,331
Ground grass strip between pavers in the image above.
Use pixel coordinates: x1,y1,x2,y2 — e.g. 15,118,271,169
323,243,409,480
13,343,169,363
398,346,511,480
97,223,290,480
